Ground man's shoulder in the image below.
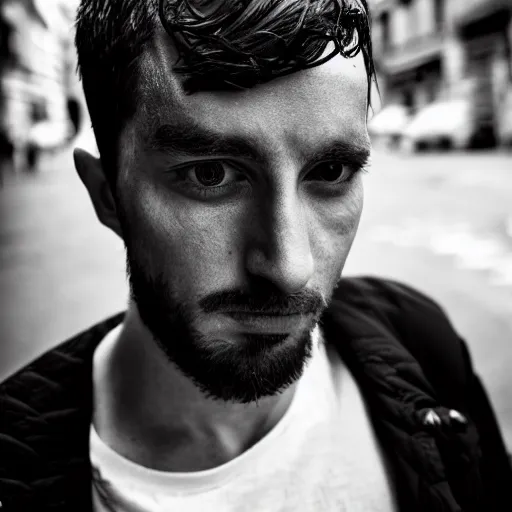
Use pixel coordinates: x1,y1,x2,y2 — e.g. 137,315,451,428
0,313,124,503
0,314,124,509
329,275,460,343
325,276,470,401
333,275,445,315
0,312,125,404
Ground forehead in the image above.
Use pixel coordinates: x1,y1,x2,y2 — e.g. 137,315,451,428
134,32,369,154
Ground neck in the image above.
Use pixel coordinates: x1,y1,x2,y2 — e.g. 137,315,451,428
93,306,298,472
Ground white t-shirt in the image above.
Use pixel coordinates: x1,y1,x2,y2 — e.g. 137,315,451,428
90,325,397,512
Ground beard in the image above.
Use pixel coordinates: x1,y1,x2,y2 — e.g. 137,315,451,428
125,247,326,404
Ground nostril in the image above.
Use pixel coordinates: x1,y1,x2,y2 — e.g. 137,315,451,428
245,243,314,295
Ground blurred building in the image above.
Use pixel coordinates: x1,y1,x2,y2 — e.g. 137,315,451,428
371,0,512,148
372,0,446,111
0,0,79,172
451,0,512,147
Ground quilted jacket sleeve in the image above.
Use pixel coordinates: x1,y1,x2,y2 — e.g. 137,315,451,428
458,340,512,508
361,277,512,507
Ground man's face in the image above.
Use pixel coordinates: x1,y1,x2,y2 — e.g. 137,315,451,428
115,35,370,403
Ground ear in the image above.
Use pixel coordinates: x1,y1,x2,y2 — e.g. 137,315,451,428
73,148,123,238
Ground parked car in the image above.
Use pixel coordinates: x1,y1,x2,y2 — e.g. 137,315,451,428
401,99,473,151
497,89,512,147
368,104,410,148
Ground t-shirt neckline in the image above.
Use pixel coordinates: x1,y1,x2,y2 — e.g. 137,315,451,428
91,325,322,493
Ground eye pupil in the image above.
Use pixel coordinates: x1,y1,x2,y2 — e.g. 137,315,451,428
319,163,344,182
195,162,225,186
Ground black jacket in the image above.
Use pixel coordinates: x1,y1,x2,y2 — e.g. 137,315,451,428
1,277,511,511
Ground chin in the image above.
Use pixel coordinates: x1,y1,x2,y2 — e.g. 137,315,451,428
157,324,315,404
127,257,319,403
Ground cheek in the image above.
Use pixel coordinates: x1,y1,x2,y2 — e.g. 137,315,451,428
311,178,363,238
122,177,244,295
309,178,364,279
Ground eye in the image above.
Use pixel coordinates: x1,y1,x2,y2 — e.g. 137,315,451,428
305,162,353,183
168,160,248,199
189,161,229,187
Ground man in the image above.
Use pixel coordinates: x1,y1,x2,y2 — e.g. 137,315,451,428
0,0,511,510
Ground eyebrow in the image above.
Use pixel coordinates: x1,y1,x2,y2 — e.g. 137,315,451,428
148,122,266,166
148,122,371,170
302,139,371,170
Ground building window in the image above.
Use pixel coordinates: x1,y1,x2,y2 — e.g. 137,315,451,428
434,0,444,31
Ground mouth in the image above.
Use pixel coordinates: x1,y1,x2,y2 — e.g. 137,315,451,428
222,312,305,334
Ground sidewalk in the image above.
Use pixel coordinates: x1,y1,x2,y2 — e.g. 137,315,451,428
0,146,127,380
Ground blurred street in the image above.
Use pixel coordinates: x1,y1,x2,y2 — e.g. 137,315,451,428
1,144,511,447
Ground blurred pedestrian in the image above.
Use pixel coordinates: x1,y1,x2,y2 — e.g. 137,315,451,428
1,1,511,511
66,96,81,138
0,0,14,185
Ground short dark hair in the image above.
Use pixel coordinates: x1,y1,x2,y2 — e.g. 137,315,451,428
75,0,374,182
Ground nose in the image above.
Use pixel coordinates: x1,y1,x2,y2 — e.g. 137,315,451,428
245,193,314,295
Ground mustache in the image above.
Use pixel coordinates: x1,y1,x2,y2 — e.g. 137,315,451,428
199,288,326,316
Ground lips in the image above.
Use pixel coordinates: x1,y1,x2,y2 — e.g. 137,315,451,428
222,312,304,333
